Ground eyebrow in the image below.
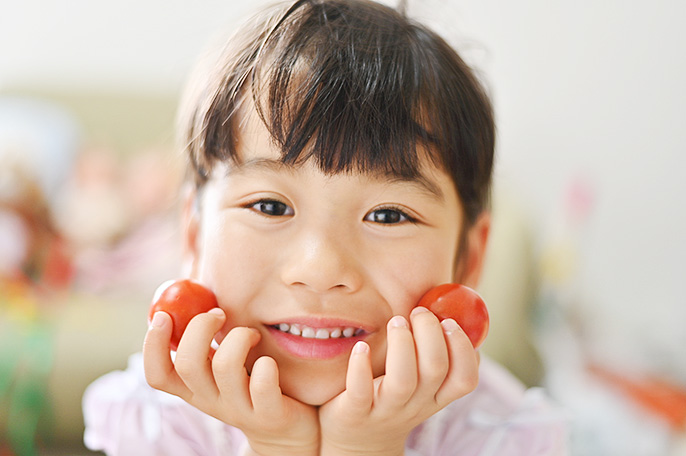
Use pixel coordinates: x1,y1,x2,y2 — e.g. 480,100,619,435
224,157,297,178
386,175,445,202
226,157,445,201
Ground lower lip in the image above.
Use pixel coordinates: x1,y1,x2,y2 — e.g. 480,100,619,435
267,327,365,359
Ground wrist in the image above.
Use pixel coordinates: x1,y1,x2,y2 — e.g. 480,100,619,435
320,439,405,456
246,438,319,456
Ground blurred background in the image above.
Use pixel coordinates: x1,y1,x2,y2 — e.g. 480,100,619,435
1,0,684,455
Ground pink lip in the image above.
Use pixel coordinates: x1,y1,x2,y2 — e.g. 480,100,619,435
264,317,372,360
267,327,366,359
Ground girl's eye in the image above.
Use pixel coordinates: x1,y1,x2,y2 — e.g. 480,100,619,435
364,208,414,225
249,200,294,217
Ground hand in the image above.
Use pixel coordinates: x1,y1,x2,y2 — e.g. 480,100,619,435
143,309,319,456
318,307,480,456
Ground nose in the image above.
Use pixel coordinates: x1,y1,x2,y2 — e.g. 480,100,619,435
280,225,363,294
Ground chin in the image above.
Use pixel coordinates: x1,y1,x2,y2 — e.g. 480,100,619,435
280,373,346,406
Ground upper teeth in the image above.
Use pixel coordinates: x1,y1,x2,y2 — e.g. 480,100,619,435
276,323,362,339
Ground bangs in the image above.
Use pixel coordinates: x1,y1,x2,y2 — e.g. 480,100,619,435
252,0,438,179
182,0,494,222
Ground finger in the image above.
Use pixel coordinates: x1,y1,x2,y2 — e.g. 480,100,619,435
342,341,374,413
212,326,262,410
434,318,480,406
143,311,188,397
410,307,450,396
173,308,226,398
378,315,417,405
249,356,286,418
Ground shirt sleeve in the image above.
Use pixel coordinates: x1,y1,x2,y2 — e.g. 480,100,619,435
82,353,246,456
407,357,570,456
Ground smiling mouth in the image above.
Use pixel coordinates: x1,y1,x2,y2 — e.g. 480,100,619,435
270,323,365,339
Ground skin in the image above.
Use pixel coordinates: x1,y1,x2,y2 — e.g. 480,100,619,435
143,105,491,455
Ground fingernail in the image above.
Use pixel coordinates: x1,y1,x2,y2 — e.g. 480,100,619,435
150,311,166,329
352,341,369,354
389,315,408,328
441,318,459,334
411,306,429,316
208,307,224,317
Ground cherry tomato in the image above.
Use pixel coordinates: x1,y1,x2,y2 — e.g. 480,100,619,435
148,279,219,351
417,283,489,349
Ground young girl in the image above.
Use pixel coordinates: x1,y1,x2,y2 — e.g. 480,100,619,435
83,0,568,454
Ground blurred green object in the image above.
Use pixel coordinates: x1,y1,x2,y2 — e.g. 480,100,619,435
1,296,55,456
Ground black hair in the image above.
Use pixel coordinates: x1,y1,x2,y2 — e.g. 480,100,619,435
180,0,494,225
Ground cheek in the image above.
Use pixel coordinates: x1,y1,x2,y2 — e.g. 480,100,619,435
196,219,276,321
372,240,458,317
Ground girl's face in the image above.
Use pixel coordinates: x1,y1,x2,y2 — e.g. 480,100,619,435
186,109,472,406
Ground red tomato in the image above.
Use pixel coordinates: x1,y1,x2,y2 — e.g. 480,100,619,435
417,283,489,349
148,279,219,350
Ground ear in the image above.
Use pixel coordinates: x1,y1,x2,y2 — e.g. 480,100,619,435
181,185,201,278
455,211,491,288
